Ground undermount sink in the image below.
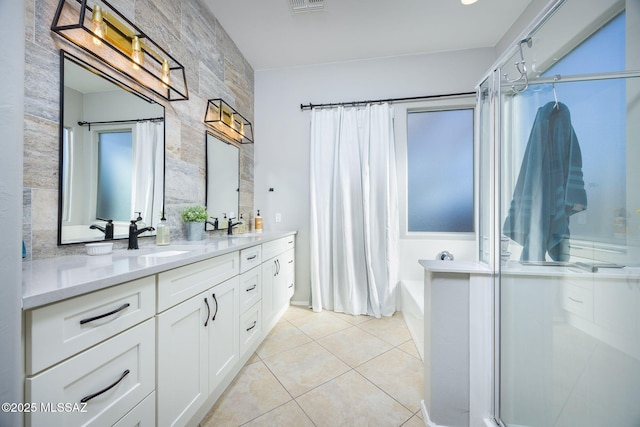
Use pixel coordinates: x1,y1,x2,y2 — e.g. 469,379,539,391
138,250,191,258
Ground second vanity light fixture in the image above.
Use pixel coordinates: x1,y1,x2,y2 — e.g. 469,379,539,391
51,0,188,101
204,99,254,144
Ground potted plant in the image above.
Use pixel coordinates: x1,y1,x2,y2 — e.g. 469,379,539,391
181,205,208,241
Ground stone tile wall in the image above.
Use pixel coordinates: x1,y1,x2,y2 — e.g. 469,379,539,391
23,0,254,259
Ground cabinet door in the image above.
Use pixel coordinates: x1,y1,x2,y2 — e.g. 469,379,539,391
157,293,210,427
208,276,240,394
261,258,278,327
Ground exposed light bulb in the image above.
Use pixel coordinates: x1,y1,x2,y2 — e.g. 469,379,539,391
131,36,144,69
161,58,170,87
91,5,106,45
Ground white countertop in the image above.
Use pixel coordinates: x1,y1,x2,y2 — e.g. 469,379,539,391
419,260,492,275
419,259,640,280
22,231,296,309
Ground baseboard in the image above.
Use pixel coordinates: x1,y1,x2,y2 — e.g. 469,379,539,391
290,299,310,307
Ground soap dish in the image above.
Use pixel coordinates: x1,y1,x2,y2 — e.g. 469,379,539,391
86,242,113,256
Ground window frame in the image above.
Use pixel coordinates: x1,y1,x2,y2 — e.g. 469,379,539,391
394,95,477,240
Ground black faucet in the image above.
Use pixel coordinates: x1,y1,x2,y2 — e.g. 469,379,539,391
227,217,242,235
90,218,114,240
206,217,219,230
128,219,155,250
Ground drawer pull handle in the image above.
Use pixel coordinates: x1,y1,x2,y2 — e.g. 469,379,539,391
288,283,294,288
246,254,257,260
79,303,130,325
246,284,257,292
204,297,211,327
80,369,130,403
212,293,219,321
288,260,293,264
568,297,584,304
246,321,257,332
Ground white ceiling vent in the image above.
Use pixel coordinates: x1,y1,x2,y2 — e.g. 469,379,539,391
289,0,325,14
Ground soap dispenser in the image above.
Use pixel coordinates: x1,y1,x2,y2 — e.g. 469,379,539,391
135,211,149,236
219,213,228,230
238,213,246,234
255,209,263,233
156,216,170,245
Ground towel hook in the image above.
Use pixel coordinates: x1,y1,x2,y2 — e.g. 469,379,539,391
504,37,533,94
552,75,560,109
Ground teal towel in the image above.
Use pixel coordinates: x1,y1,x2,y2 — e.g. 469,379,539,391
503,102,587,261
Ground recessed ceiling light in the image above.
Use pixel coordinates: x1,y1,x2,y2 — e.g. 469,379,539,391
461,0,478,4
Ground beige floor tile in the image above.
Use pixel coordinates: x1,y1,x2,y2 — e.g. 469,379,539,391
263,341,350,397
256,319,313,359
242,400,315,427
330,310,374,325
282,305,315,323
357,348,424,413
200,361,291,426
296,370,413,427
317,325,393,367
358,312,412,346
288,310,353,340
402,414,427,427
398,339,421,360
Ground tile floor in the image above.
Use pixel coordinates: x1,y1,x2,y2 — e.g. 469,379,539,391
200,306,425,427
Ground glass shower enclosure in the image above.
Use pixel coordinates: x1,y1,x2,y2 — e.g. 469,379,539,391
480,0,640,425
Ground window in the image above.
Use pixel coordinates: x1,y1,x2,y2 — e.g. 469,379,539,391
96,130,132,221
406,108,474,232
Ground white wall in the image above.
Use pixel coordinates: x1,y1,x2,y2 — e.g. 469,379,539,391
0,1,24,425
255,48,495,305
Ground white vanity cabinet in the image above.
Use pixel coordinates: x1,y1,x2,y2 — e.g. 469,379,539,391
156,263,240,427
22,231,297,427
24,276,156,427
261,236,295,329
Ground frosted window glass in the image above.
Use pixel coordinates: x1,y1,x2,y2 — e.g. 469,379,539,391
96,131,132,221
407,109,474,232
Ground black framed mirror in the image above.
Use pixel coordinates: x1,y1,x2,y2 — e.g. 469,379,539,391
58,50,165,245
205,131,240,230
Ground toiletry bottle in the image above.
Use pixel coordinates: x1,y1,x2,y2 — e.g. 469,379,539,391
135,211,149,236
255,209,263,233
156,216,170,245
219,213,228,230
238,213,246,234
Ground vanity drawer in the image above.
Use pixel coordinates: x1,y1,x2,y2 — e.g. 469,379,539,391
262,237,288,260
240,245,262,273
562,282,594,320
240,266,262,313
113,391,155,427
285,235,295,251
25,275,155,375
157,251,239,312
25,319,155,427
240,302,261,356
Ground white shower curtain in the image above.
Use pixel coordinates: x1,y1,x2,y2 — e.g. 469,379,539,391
132,121,164,228
310,103,399,318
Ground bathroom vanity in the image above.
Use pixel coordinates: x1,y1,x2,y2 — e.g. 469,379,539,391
22,232,296,427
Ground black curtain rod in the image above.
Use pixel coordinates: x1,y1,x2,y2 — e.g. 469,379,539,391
300,91,476,111
77,117,164,129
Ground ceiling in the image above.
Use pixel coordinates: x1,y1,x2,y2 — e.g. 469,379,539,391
202,0,533,71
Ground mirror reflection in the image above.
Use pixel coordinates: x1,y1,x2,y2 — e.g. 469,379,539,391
205,132,240,230
59,52,165,244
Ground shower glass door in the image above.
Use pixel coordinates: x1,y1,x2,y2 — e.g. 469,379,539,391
497,1,640,426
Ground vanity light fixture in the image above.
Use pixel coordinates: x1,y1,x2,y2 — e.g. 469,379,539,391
51,0,188,101
204,99,254,144
461,0,478,4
